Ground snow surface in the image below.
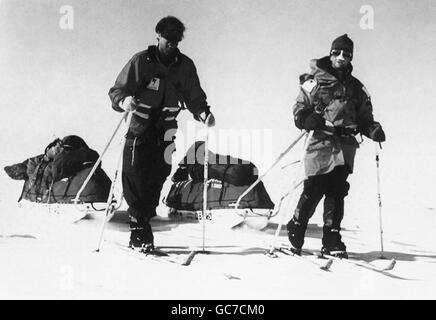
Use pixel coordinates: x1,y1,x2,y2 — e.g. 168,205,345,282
1,153,436,300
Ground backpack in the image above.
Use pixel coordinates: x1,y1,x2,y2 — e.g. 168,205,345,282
173,141,258,186
164,179,274,211
5,135,111,204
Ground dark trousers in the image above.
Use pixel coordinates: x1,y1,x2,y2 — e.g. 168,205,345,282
122,131,173,227
294,165,350,229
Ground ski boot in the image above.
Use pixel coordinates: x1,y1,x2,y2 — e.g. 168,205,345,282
139,243,156,254
321,246,348,259
286,218,307,256
289,247,302,256
321,226,348,258
129,221,155,254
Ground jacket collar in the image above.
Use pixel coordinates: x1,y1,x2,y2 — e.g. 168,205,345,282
310,56,353,82
147,45,181,66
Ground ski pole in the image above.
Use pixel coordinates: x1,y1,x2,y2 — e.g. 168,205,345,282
266,179,304,256
96,112,132,252
201,114,211,252
74,112,129,209
231,131,307,215
267,130,313,255
185,115,213,261
375,142,385,258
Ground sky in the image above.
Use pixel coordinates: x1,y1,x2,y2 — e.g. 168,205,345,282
1,0,435,210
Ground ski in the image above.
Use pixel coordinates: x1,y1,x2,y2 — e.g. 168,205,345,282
313,251,409,280
182,250,199,266
110,242,194,266
271,240,396,273
180,249,215,266
266,246,333,271
309,249,396,272
270,241,398,275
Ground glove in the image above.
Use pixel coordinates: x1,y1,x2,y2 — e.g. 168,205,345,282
206,112,215,127
119,96,137,112
332,126,358,137
302,112,325,130
369,124,386,142
199,111,215,127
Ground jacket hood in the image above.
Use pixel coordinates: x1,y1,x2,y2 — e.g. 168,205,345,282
309,56,353,81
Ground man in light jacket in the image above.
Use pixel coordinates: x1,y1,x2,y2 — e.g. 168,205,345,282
287,34,385,258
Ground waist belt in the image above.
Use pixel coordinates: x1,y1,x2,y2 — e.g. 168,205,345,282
321,126,358,137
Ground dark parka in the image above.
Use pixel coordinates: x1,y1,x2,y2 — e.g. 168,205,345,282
108,45,209,137
294,56,382,177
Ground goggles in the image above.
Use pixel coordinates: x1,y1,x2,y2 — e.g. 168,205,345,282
330,49,352,59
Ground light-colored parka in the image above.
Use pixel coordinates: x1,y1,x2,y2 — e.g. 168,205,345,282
293,56,381,177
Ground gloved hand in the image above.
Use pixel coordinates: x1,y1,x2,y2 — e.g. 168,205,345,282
302,112,325,130
332,126,358,137
206,112,215,127
199,111,215,127
369,124,386,142
120,96,137,112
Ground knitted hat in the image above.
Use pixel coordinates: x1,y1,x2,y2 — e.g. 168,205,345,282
331,34,354,54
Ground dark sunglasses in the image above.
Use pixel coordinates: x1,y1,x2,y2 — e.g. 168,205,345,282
331,50,352,59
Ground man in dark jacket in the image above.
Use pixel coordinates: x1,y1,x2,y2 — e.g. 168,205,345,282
109,16,215,253
287,34,385,258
